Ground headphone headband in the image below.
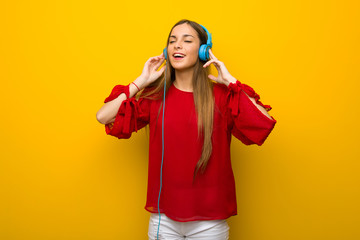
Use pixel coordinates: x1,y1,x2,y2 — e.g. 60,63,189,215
199,24,212,49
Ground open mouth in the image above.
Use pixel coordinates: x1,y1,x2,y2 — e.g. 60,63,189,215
173,53,186,60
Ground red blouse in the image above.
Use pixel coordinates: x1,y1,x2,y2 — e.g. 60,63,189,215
103,80,277,222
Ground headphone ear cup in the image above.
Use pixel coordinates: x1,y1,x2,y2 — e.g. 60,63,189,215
163,47,168,60
199,44,210,61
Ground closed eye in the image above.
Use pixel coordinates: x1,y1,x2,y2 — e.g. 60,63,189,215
169,41,192,43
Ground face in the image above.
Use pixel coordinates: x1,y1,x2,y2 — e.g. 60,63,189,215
167,23,201,71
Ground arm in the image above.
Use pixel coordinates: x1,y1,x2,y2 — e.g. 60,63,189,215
96,52,166,125
203,49,276,145
225,78,277,146
96,75,147,125
224,76,273,120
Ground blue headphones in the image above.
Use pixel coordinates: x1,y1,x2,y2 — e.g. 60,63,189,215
163,24,213,61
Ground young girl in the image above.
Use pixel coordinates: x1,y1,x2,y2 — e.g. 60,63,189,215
96,19,277,240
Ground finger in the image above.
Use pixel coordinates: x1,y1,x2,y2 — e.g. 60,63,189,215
157,54,165,60
153,55,162,60
154,57,165,70
209,49,218,60
203,59,220,68
208,74,217,81
204,59,216,67
203,60,210,68
151,56,163,64
203,59,215,68
158,65,166,73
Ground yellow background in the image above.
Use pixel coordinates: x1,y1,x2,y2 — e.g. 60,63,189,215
1,0,359,239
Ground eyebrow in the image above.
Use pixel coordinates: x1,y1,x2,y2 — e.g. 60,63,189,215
169,34,195,39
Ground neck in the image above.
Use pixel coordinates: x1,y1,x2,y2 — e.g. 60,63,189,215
173,68,194,92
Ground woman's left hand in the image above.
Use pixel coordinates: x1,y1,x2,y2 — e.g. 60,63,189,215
203,49,237,86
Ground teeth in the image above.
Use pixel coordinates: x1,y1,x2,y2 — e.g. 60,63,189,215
174,54,185,57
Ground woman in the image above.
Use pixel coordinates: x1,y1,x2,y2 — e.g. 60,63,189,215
96,19,277,240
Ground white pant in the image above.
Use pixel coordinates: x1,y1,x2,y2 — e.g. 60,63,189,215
148,213,230,240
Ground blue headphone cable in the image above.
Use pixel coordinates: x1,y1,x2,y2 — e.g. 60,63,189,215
155,23,211,239
156,58,167,240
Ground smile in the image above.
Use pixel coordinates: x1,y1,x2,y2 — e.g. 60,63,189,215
173,53,186,60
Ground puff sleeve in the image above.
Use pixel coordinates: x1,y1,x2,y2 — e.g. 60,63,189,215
226,80,277,145
103,84,151,139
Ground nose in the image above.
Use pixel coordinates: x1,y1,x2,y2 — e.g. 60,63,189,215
174,41,182,49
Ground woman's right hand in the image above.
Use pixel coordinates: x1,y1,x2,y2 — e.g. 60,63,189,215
97,53,166,125
139,52,166,87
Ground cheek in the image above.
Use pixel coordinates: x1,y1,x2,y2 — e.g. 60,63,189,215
189,47,199,59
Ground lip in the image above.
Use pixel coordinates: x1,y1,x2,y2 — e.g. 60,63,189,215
173,52,186,56
172,52,186,61
173,57,185,61
174,51,185,55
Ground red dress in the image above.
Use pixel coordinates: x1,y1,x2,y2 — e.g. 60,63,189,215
103,80,277,222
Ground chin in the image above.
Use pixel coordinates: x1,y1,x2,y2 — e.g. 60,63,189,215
170,60,197,70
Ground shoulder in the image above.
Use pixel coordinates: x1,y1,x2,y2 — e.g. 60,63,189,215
213,81,228,90
213,82,229,98
212,82,231,109
139,86,163,101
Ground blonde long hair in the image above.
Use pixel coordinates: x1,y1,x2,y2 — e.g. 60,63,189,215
139,19,214,181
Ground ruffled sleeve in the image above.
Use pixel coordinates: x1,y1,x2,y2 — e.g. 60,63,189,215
226,80,277,145
103,84,151,139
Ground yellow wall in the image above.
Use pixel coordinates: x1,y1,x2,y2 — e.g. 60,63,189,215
1,0,359,239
